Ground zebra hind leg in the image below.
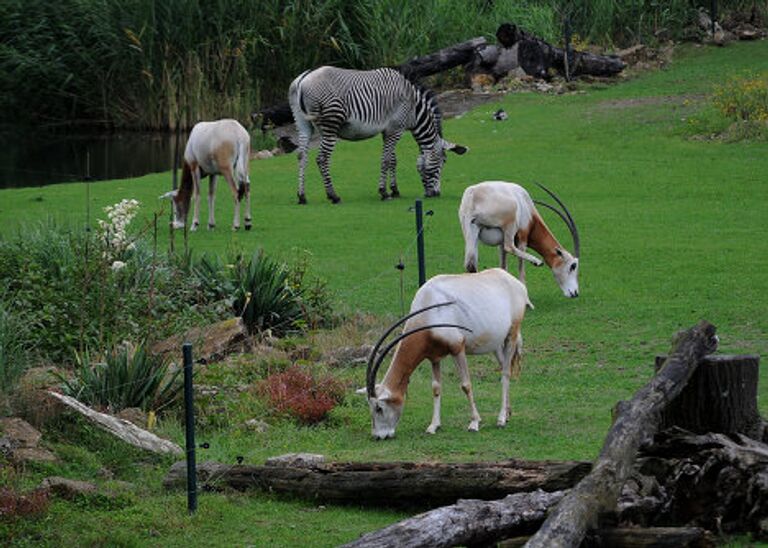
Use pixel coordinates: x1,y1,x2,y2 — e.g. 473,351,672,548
380,131,402,200
316,135,341,204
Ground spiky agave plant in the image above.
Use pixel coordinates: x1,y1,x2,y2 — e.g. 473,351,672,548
58,342,181,413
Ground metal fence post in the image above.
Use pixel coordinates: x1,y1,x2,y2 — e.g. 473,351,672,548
414,199,426,287
183,342,197,515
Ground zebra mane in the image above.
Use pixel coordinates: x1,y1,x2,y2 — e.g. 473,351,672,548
395,67,444,137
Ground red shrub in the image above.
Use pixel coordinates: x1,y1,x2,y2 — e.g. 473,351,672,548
0,487,50,520
258,366,345,425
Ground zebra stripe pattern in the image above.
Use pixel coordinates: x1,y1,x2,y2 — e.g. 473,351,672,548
288,66,467,204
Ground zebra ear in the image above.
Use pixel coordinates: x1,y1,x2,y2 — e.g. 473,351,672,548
443,140,468,155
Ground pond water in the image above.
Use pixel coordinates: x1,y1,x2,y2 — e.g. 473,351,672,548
0,128,187,189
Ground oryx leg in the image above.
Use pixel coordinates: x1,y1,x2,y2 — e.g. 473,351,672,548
220,167,241,230
206,174,217,230
242,179,252,231
503,226,542,267
517,239,528,285
190,167,203,231
499,246,508,271
426,359,442,434
452,351,481,432
461,218,481,273
379,130,403,200
497,322,523,427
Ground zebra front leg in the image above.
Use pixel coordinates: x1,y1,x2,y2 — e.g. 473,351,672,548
316,134,341,204
379,131,402,200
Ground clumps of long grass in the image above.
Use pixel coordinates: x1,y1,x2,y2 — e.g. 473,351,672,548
0,302,30,393
56,343,181,413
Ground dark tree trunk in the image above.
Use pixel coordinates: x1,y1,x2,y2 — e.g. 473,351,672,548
525,321,718,548
654,354,763,439
398,37,487,81
164,458,590,508
341,490,564,548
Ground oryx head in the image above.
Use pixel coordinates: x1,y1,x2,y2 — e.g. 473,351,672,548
533,183,581,298
416,139,468,198
160,189,187,230
364,302,470,440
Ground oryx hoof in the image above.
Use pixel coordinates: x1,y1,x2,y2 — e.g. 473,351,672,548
467,421,480,432
244,221,252,231
425,424,440,435
207,223,215,230
232,225,240,231
191,222,200,232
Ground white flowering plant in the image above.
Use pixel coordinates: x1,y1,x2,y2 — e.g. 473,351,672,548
97,198,140,263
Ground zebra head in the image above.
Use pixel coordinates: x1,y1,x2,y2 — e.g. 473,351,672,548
416,139,468,197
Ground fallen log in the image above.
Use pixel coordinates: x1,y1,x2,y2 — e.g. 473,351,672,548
584,526,716,547
471,22,625,81
47,391,183,456
341,490,564,548
163,458,590,507
525,320,718,548
252,37,488,131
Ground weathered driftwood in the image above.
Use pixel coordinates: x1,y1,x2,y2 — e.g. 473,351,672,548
398,37,487,81
618,427,768,538
524,320,718,548
163,458,590,507
47,391,183,456
584,526,716,548
654,354,763,439
471,23,626,81
341,490,564,548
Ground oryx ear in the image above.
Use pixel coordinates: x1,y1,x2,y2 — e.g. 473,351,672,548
160,190,178,200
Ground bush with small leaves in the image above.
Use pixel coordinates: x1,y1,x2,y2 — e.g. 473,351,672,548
258,365,345,425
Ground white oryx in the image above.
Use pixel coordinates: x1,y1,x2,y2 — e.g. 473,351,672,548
162,119,252,231
459,181,581,298
362,268,531,440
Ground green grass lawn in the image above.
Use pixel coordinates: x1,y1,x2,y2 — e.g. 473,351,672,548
2,41,768,546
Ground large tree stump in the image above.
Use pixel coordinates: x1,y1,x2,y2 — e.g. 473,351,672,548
525,321,718,548
654,354,763,439
164,458,590,508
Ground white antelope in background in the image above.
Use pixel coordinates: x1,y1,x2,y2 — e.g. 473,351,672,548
162,119,252,231
362,268,531,440
459,181,581,298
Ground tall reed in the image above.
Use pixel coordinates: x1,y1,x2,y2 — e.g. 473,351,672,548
0,0,761,130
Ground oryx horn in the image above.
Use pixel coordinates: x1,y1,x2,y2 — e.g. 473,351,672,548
366,302,456,398
369,323,473,395
533,182,580,258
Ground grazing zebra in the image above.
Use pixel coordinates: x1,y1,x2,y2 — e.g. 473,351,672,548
288,66,468,204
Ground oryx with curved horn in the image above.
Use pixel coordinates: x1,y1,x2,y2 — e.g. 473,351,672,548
361,268,532,440
459,181,581,298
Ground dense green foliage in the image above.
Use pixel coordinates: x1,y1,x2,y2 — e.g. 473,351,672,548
3,0,760,130
0,40,767,546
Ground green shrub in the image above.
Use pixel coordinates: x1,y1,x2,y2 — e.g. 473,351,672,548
0,301,30,392
57,342,181,413
230,251,305,337
714,72,768,123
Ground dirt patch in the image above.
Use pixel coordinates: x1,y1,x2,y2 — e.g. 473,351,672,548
595,94,706,111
